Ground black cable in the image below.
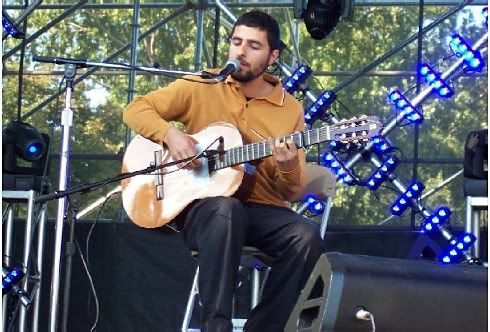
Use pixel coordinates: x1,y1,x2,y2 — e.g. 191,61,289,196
84,191,119,331
75,239,99,332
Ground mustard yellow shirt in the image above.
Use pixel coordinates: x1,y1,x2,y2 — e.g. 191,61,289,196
123,73,306,207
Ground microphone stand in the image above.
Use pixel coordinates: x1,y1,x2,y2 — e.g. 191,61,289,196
32,56,218,332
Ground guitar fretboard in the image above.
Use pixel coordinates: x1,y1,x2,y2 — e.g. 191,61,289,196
209,126,332,171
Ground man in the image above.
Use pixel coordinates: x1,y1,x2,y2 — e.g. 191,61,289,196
123,11,325,332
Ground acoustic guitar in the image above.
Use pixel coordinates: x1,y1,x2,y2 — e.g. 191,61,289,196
121,116,382,228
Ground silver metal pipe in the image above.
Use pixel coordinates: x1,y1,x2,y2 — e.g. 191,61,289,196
49,80,74,332
320,197,333,239
194,8,205,71
32,205,47,332
19,190,37,332
3,205,15,331
251,269,260,309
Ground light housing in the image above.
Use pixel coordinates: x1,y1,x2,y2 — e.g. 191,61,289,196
304,91,336,125
303,194,326,215
282,64,312,94
321,151,355,185
387,89,424,124
418,63,454,98
2,9,25,39
449,33,485,72
390,180,425,216
365,156,398,191
420,206,451,233
438,232,477,264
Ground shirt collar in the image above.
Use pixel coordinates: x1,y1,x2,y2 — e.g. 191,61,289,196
226,72,285,107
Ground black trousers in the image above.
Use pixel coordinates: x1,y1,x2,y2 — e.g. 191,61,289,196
182,196,326,332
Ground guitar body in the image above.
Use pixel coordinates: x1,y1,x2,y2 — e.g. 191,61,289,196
121,123,245,228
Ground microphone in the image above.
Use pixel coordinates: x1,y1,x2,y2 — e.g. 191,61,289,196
214,59,241,82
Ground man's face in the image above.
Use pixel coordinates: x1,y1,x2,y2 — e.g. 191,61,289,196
228,25,279,82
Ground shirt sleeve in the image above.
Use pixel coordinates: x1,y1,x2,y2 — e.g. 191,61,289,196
122,78,194,145
273,106,307,202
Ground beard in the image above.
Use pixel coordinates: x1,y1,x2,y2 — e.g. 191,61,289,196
231,58,269,82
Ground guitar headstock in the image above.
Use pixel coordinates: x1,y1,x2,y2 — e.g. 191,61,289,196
330,115,383,143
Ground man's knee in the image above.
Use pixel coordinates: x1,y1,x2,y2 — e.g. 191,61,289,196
293,222,325,254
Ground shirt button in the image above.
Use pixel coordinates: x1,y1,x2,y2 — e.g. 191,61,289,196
245,103,248,108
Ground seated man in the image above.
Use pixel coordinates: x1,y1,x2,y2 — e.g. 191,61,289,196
123,10,325,332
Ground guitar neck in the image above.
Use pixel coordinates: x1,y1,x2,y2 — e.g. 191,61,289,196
210,126,331,171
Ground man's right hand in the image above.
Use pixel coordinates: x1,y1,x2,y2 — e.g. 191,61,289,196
163,127,201,169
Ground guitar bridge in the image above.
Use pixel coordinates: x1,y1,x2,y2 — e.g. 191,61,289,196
154,150,164,200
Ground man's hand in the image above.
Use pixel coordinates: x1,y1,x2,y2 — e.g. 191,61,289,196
269,137,299,173
163,127,201,169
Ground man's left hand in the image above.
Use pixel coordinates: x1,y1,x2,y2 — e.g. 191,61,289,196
270,138,299,173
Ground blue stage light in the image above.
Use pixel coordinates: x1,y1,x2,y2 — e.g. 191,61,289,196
371,135,394,155
282,65,312,94
2,9,25,39
2,267,25,295
321,151,355,185
387,89,424,124
438,232,477,264
303,194,325,215
304,91,336,125
418,64,454,98
449,33,485,72
420,206,451,233
389,180,425,216
365,156,398,190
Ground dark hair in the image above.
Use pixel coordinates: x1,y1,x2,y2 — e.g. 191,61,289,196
230,11,281,52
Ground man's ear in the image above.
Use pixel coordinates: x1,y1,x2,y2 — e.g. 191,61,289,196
268,49,280,66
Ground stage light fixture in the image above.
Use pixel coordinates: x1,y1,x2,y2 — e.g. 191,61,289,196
371,135,394,155
420,206,451,233
418,64,454,98
303,194,326,215
282,64,312,94
2,266,25,295
389,180,425,216
304,90,336,125
387,89,424,124
365,156,398,191
2,122,50,191
448,33,485,72
321,151,355,185
303,0,342,40
439,232,477,264
2,9,25,39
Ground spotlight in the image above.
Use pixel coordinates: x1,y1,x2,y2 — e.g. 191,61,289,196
2,266,25,295
420,206,451,233
321,151,355,185
371,135,394,155
448,33,485,72
2,121,50,191
2,9,25,39
418,64,454,98
365,156,398,191
304,90,336,125
282,64,312,94
304,194,326,215
438,232,477,264
389,180,425,216
303,0,341,40
387,89,424,124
